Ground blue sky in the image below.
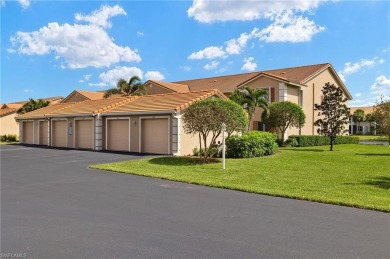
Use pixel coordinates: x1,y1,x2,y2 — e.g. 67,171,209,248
1,0,389,106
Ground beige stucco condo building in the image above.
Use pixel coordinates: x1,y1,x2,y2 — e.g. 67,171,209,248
16,90,226,156
16,63,352,155
144,63,352,138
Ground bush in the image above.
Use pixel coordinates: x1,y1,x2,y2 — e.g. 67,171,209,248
1,134,18,142
6,134,18,142
226,131,278,158
285,137,299,147
288,135,359,147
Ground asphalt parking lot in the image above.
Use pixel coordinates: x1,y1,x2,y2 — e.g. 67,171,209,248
1,144,389,258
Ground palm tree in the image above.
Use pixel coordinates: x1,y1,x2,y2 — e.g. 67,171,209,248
104,76,146,98
230,86,269,131
353,109,366,134
17,98,50,115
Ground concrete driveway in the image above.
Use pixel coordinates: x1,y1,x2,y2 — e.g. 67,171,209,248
1,145,389,258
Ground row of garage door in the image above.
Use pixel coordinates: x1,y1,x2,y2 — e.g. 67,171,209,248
21,117,170,154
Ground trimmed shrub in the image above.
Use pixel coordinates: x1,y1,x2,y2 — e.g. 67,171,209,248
1,134,18,142
6,134,18,142
288,135,359,147
226,131,278,158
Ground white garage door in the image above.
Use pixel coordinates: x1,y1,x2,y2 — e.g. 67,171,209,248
23,121,34,144
52,120,67,147
75,120,93,149
141,118,169,154
107,119,129,152
39,121,48,145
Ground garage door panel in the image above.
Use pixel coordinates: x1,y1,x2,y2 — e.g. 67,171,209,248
141,119,169,154
39,121,48,145
23,121,34,144
75,120,93,149
107,119,129,151
52,120,67,147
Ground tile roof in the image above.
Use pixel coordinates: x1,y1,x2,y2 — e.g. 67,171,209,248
146,80,190,93
16,90,225,119
104,89,226,114
174,63,331,92
350,106,374,114
0,108,17,117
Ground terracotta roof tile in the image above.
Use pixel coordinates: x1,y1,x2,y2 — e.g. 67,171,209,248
174,63,331,92
0,108,17,117
103,89,226,114
350,106,374,114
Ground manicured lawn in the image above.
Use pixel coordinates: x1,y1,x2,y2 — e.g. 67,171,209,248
353,135,388,141
90,144,390,212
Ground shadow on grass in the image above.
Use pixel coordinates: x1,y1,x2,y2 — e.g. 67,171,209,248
148,156,220,166
356,153,390,157
363,177,390,190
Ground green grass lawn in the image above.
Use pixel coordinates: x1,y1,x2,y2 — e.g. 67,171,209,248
90,144,390,212
353,135,388,141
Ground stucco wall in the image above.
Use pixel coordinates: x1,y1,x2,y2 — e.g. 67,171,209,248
304,68,347,135
0,113,19,136
63,94,88,103
145,83,173,95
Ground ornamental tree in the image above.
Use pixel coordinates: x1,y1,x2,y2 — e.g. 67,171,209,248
261,101,306,143
314,82,350,151
371,97,390,144
182,98,248,162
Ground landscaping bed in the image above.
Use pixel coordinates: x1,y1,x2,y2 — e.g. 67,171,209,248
90,144,390,212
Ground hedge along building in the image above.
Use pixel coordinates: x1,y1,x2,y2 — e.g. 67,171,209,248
144,63,353,139
15,90,226,155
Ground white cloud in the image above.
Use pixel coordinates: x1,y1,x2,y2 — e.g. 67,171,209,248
91,66,165,87
241,57,257,72
17,0,30,9
355,92,362,97
97,66,144,87
342,57,384,75
79,74,92,83
339,73,346,83
137,31,144,37
23,89,33,93
9,5,141,69
145,71,165,81
188,8,325,60
339,57,385,75
370,75,390,97
338,57,386,82
187,0,324,23
188,46,226,60
225,31,252,55
180,66,191,72
75,5,126,28
203,61,219,70
256,11,325,43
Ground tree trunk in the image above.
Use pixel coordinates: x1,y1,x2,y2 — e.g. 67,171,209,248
330,136,334,151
